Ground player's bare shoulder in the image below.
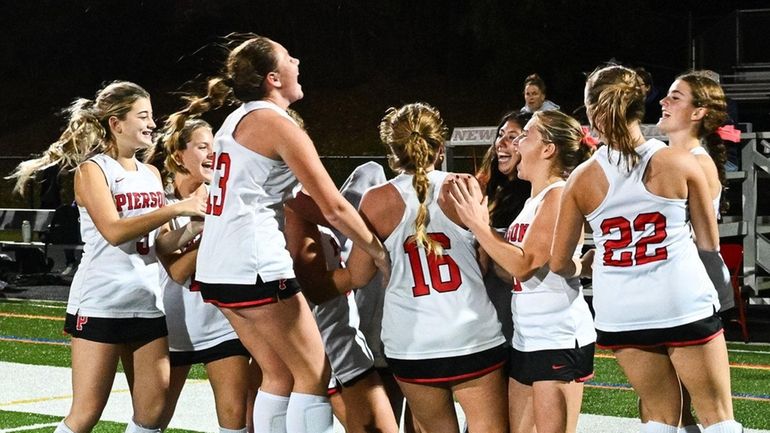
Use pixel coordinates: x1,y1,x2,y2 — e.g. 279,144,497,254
360,182,403,239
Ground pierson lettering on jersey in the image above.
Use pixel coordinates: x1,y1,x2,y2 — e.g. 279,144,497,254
506,223,529,243
115,191,165,212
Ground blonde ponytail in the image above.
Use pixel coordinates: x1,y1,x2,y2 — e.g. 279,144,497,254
380,102,447,255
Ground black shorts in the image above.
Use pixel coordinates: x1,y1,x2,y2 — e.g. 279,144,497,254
199,276,302,308
509,342,595,386
596,313,724,350
386,344,507,385
64,313,167,344
169,338,251,367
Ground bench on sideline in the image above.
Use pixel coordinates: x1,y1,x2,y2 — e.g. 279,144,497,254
0,208,81,274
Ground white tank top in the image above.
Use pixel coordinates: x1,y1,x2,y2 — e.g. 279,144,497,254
689,146,732,310
161,188,239,352
196,101,300,284
587,139,718,332
690,146,721,218
68,154,164,318
381,171,505,359
505,181,596,351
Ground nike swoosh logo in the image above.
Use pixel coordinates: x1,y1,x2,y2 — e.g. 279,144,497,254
115,177,125,183
552,364,567,370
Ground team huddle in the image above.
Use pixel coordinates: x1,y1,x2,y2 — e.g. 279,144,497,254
11,34,743,433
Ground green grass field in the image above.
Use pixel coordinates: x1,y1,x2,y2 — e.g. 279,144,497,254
1,298,769,431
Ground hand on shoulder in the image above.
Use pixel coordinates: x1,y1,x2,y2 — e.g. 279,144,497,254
442,173,488,230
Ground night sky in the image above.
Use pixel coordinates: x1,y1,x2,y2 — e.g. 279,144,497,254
1,0,767,167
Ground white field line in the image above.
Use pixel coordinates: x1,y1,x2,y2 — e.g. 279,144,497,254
0,422,60,433
0,299,66,307
1,357,769,433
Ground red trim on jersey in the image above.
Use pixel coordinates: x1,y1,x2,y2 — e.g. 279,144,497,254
189,278,201,292
327,386,340,396
394,360,505,384
597,328,724,350
203,297,277,308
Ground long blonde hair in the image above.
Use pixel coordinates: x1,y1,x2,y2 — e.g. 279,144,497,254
380,102,447,255
8,81,150,195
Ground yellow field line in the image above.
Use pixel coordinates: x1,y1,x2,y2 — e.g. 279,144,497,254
0,389,129,407
0,379,208,407
0,312,63,321
595,352,770,371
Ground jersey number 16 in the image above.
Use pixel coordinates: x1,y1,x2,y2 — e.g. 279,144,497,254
404,232,463,297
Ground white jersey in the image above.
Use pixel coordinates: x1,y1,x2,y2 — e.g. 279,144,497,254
689,146,733,311
690,146,721,218
68,154,164,318
505,181,596,351
587,139,718,332
382,171,505,360
196,101,299,284
161,189,240,352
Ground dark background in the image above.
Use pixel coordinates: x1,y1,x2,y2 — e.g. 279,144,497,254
1,0,768,204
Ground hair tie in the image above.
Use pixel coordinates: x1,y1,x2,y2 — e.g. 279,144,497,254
716,125,741,143
580,126,599,150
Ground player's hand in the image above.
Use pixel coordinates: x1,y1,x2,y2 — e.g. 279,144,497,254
447,174,489,231
175,194,207,218
579,249,595,278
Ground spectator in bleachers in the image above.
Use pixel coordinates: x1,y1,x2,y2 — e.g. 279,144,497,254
520,74,560,114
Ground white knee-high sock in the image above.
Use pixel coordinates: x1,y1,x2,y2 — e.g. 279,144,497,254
219,427,248,433
644,421,679,433
124,418,161,433
54,420,75,433
253,389,290,433
680,425,702,433
703,420,743,433
285,392,332,433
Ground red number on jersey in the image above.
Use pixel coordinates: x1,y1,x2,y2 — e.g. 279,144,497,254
206,152,231,216
403,232,463,297
601,212,668,267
